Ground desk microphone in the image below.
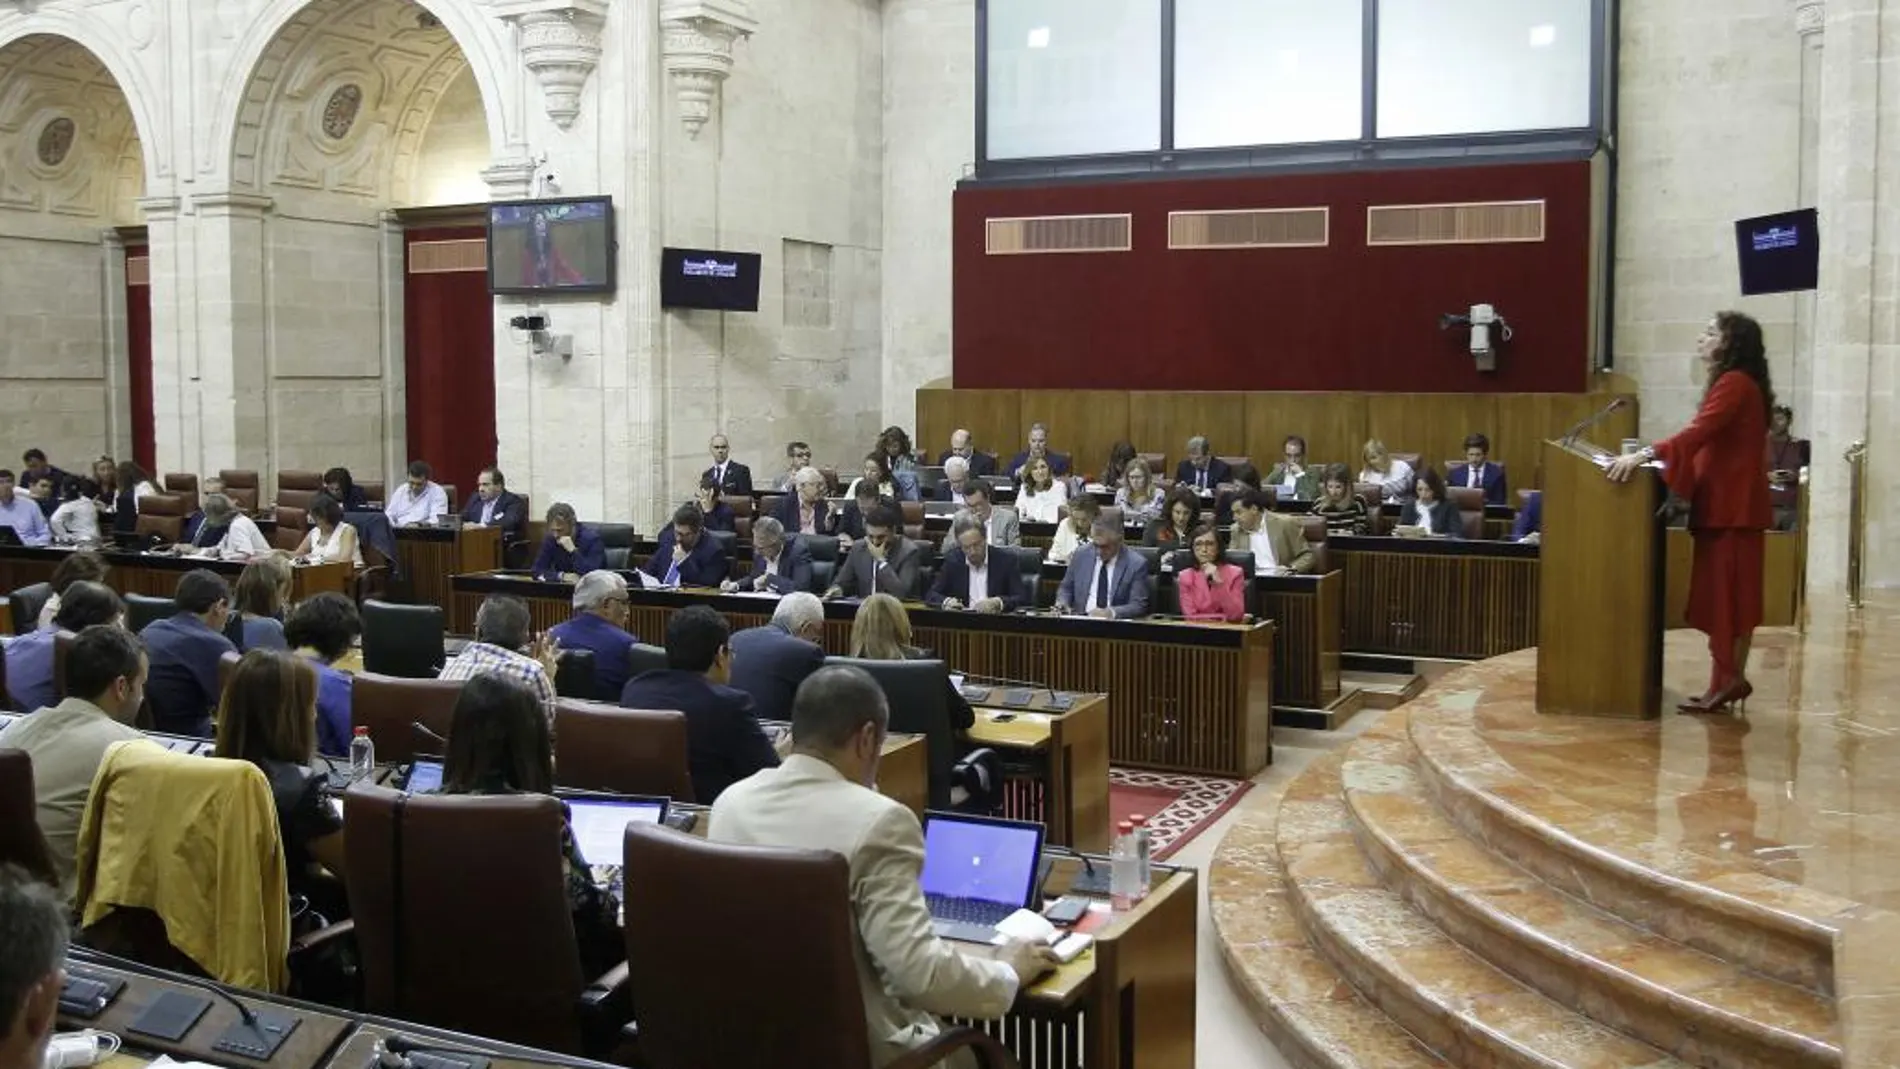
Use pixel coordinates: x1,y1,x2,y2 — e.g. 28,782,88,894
957,671,1051,692
1561,397,1627,449
410,722,448,750
67,947,295,1058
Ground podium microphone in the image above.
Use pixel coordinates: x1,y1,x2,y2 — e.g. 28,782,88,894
1562,397,1628,449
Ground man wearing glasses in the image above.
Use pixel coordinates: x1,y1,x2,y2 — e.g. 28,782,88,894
772,441,814,491
549,570,639,700
1265,435,1320,501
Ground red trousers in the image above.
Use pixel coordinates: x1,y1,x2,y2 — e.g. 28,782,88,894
1688,529,1765,688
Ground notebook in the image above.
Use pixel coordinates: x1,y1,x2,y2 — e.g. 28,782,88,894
920,811,1046,943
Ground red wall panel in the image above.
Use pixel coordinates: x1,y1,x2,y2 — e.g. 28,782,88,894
403,226,496,495
124,245,154,473
953,161,1594,394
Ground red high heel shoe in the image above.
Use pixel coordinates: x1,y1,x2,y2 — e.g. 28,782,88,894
1677,690,1718,714
1702,678,1753,714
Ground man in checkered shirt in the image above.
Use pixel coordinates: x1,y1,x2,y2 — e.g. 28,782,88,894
439,594,559,717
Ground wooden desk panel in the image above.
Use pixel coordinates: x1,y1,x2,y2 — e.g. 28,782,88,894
968,695,1111,852
0,547,348,617
1257,572,1342,708
1328,537,1541,659
397,526,501,626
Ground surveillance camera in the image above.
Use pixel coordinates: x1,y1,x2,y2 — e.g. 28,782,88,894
1439,303,1512,372
509,314,548,332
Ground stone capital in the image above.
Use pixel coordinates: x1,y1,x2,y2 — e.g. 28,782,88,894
482,156,539,199
134,194,183,220
490,0,608,131
660,0,756,138
1795,0,1825,39
191,191,276,217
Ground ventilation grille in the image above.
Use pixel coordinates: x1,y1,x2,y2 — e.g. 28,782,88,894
408,238,487,274
1366,201,1546,246
1169,208,1329,250
985,214,1131,255
126,255,150,286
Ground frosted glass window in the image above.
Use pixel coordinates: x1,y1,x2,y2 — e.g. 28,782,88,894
986,0,1162,160
1377,0,1592,138
1174,0,1362,149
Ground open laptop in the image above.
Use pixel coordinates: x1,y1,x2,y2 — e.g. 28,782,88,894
560,794,670,900
920,811,1047,944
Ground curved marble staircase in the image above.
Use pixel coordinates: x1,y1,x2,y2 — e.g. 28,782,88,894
1212,657,1849,1069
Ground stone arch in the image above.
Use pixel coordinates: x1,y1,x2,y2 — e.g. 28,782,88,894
0,33,147,224
212,0,515,190
0,12,167,188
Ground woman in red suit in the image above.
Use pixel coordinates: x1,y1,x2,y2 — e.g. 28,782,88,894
1608,312,1774,713
1176,526,1248,622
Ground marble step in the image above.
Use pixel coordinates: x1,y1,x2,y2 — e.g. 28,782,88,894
1339,669,1427,710
1211,772,1450,1069
1405,696,1851,996
1274,685,1370,731
1340,729,1840,1069
1278,731,1697,1069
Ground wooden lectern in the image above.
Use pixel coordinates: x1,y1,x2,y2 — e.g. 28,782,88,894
1535,438,1665,718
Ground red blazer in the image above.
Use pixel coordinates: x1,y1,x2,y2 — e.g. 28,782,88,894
1177,563,1248,622
1653,370,1771,531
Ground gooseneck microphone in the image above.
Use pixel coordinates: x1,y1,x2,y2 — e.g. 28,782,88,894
67,947,295,1058
1561,396,1628,449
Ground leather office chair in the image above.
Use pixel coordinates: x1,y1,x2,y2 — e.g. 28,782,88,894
278,470,323,493
359,479,387,506
604,547,631,570
275,505,309,532
270,525,304,553
706,530,737,564
818,466,841,496
1391,452,1422,471
721,494,755,519
626,643,668,678
276,490,316,516
734,516,752,543
440,484,458,513
619,823,1015,1069
1136,451,1167,477
899,500,924,528
804,533,840,562
553,701,694,800
1216,455,1252,471
219,470,260,513
124,593,176,635
1447,486,1484,513
353,538,393,605
9,582,51,635
52,630,74,701
217,649,242,695
554,648,598,700
350,672,462,762
0,750,58,886
758,493,785,519
1000,546,1043,607
810,560,835,592
1299,516,1330,572
344,787,627,1054
1461,510,1484,540
825,656,999,813
163,472,199,508
361,599,444,678
134,494,188,543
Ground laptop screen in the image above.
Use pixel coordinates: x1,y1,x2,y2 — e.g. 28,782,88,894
405,759,444,793
919,813,1045,908
567,797,670,865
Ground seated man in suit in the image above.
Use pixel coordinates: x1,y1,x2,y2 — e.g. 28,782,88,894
723,516,813,594
928,515,1027,613
825,505,923,601
937,427,996,478
140,569,238,736
936,455,974,502
704,433,754,496
727,591,827,724
771,441,813,492
1512,490,1543,544
940,481,1020,555
0,864,71,1069
532,502,604,581
641,503,731,588
6,582,123,716
1055,517,1150,619
709,665,1054,1069
550,570,638,700
1005,422,1071,479
1232,490,1317,575
1265,436,1320,500
620,605,778,803
385,460,450,526
462,466,528,543
1448,433,1508,507
773,466,844,540
1174,436,1231,495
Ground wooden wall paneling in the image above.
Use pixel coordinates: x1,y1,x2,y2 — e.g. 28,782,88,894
918,389,1022,465
1245,393,1368,476
1364,394,1500,479
1029,391,1132,481
1127,393,1247,471
1493,395,1567,490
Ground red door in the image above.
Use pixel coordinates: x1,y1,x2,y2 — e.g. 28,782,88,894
403,227,496,499
124,245,155,472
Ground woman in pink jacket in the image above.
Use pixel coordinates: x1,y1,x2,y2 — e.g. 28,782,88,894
1176,526,1247,622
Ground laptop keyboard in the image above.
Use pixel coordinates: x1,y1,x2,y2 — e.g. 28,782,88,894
926,894,1015,928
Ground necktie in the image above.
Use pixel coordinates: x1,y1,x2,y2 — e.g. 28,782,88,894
1094,558,1110,609
664,557,681,585
1469,468,1479,488
1197,468,1205,490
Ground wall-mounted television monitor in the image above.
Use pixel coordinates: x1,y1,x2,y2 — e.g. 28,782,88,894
1735,208,1819,296
487,197,616,295
660,247,762,312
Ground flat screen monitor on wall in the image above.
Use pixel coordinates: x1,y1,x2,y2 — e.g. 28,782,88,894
660,247,763,312
487,197,616,295
1734,208,1819,296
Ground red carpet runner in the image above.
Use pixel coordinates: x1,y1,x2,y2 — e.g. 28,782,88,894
1107,768,1253,860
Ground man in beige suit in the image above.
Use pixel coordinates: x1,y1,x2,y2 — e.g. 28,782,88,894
709,666,1054,1068
1232,489,1317,575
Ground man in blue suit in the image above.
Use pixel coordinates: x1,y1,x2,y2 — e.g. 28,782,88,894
1511,491,1542,543
532,502,604,581
462,467,529,544
549,570,637,700
927,516,1028,612
1174,436,1231,494
620,605,778,803
1447,433,1509,507
1005,423,1072,479
724,516,813,594
727,592,826,724
1055,518,1149,619
641,503,730,588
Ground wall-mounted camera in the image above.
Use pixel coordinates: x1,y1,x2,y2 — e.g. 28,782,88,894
508,313,547,332
506,310,571,361
1439,303,1513,373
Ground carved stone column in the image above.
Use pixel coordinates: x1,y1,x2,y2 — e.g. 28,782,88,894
491,0,608,131
659,0,757,138
481,156,539,200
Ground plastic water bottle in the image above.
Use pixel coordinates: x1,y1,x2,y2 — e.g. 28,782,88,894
1128,813,1153,900
348,726,376,782
1110,820,1139,911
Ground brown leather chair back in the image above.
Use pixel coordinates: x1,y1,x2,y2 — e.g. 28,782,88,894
135,493,188,543
721,494,755,518
1216,455,1252,470
0,749,58,886
359,479,387,505
1391,452,1422,470
278,470,323,492
219,471,261,513
1461,510,1484,540
1447,486,1484,513
276,490,316,515
344,787,586,1052
552,701,693,800
53,630,75,700
276,505,309,532
899,500,923,526
163,472,199,502
350,673,463,762
440,485,458,513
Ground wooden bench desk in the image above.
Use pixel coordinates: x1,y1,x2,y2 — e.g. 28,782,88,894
966,694,1111,852
0,546,349,622
393,524,500,623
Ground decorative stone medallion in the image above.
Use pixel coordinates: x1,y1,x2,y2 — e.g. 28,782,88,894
36,118,74,166
322,84,363,140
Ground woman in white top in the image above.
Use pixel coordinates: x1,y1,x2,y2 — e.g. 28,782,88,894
49,497,102,542
194,493,272,560
1114,459,1166,524
1358,438,1416,503
295,493,364,568
843,452,897,502
1016,456,1070,524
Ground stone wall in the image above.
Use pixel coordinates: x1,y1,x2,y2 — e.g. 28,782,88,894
0,234,114,466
